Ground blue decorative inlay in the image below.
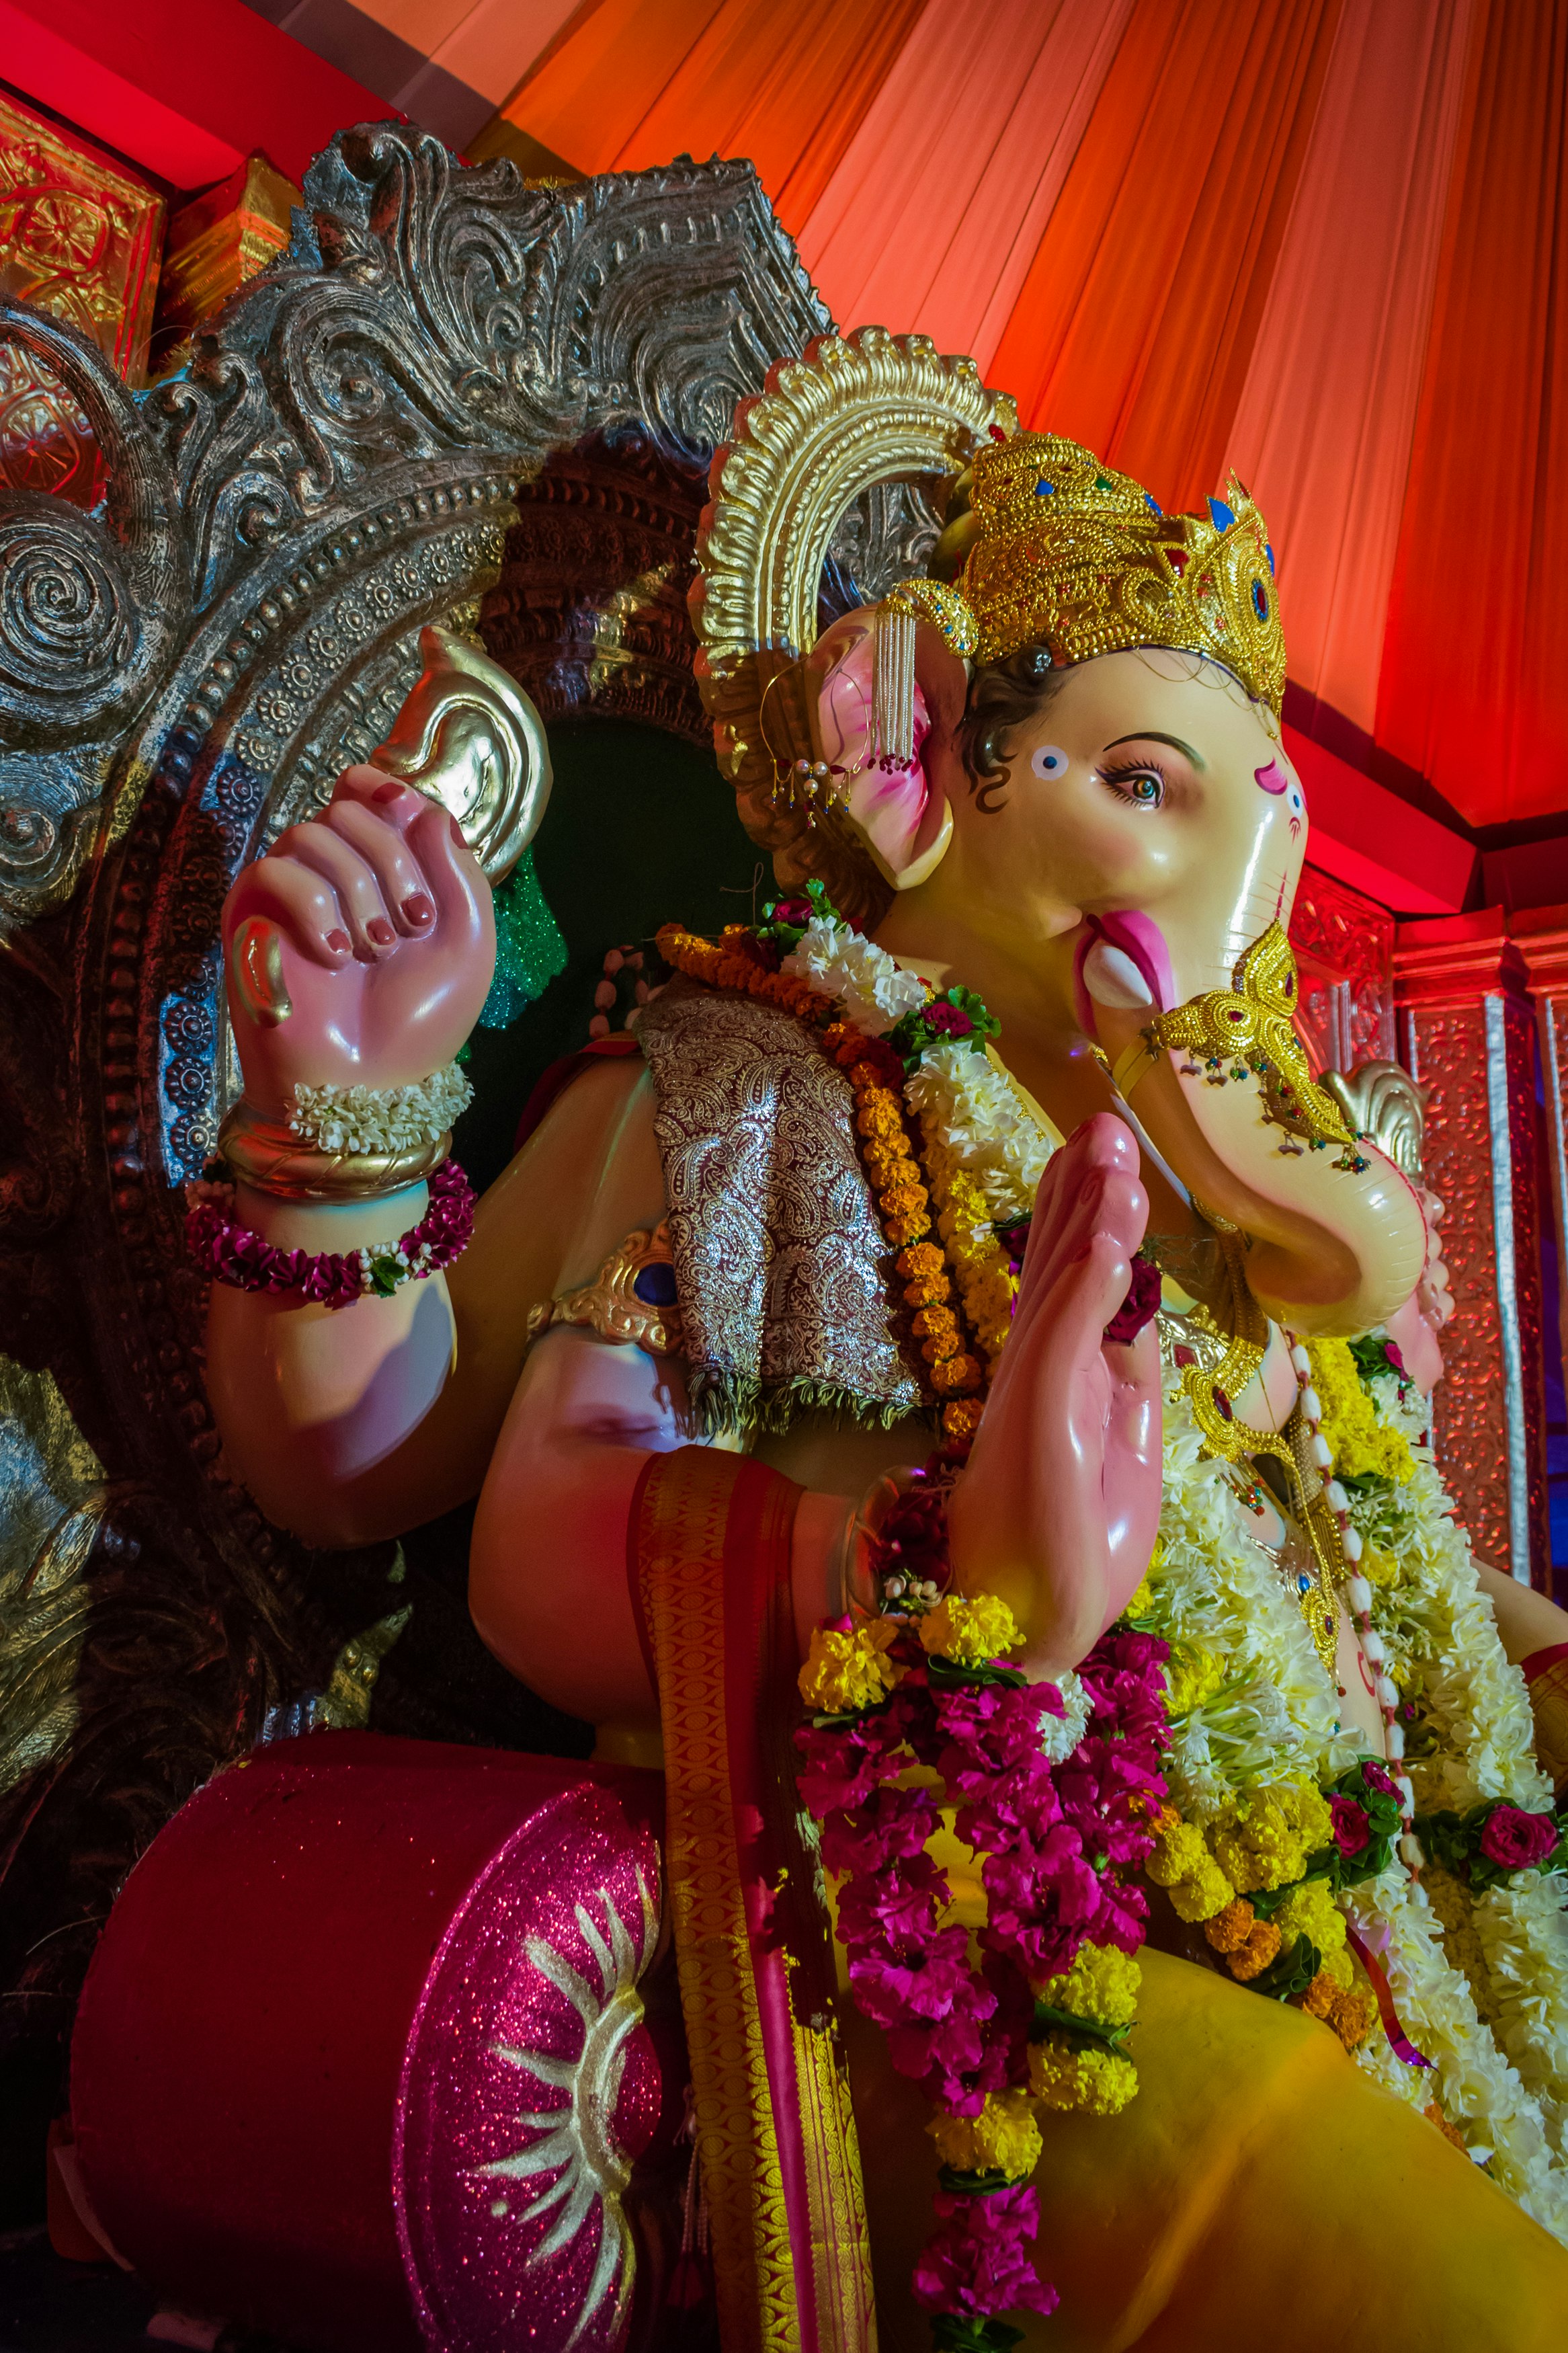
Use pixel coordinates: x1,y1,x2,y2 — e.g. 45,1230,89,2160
1207,495,1237,533
155,735,272,1183
1144,491,1161,516
1296,1573,1313,1595
634,1263,679,1306
1251,578,1270,622
1034,477,1055,497
1265,541,1276,576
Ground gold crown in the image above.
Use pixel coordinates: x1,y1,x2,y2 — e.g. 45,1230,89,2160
950,432,1287,716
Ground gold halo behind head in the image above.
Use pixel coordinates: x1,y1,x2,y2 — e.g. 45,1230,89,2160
690,327,1016,877
370,624,552,883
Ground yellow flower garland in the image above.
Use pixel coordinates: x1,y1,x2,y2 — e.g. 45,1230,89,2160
1307,1337,1415,1485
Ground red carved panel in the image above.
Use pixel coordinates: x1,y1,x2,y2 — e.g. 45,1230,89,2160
1290,865,1396,1075
1397,925,1550,1586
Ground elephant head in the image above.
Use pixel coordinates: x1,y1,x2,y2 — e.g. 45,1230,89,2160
792,460,1428,1338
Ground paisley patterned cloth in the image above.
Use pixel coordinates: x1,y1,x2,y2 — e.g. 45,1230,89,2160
635,981,924,1436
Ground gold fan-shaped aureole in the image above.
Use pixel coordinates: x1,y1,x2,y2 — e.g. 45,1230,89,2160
370,623,552,883
690,327,1017,791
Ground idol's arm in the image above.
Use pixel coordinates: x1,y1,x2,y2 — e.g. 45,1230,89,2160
1475,1562,1568,1663
467,1322,854,1727
206,1055,661,1546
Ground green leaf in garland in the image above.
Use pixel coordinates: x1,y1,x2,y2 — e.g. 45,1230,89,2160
1030,2001,1133,2054
936,2166,1019,2198
367,1252,403,1297
925,1652,1027,1692
1249,1934,1322,2002
932,2317,1026,2353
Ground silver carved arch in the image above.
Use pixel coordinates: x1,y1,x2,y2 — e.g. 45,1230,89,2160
0,126,946,2108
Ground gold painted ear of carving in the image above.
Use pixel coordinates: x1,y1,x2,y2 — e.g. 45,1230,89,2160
370,623,552,883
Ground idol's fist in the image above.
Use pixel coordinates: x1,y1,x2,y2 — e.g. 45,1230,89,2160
221,768,495,1122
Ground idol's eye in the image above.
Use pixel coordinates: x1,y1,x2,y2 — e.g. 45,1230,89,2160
1098,760,1167,809
1031,744,1071,781
1288,786,1305,817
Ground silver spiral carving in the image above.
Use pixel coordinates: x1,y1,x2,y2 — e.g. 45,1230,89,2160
0,498,134,707
0,303,185,746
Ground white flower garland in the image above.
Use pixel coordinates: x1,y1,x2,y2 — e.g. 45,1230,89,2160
1355,1372,1549,1812
1038,1669,1090,1763
290,1061,472,1154
1346,1367,1568,2161
905,1041,1054,1223
1151,1355,1568,2230
782,914,926,1037
1147,1363,1352,1817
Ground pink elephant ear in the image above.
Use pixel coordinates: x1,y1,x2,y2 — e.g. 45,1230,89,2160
811,614,963,887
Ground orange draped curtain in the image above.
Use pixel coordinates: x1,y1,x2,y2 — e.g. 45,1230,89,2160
1223,0,1474,734
1376,0,1568,830
987,0,1344,510
493,0,929,233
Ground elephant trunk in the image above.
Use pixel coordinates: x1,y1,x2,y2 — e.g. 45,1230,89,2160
1124,1049,1428,1335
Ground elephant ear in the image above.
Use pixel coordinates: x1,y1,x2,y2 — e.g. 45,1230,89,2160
806,608,968,890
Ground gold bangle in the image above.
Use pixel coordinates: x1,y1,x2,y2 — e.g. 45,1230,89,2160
218,1099,450,1200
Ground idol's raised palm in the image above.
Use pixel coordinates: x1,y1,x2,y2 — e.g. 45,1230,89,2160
947,1113,1161,1679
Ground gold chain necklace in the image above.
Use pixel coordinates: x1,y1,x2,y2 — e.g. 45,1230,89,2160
1156,1226,1343,1676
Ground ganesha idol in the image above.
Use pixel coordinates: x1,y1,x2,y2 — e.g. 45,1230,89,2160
107,333,1568,2349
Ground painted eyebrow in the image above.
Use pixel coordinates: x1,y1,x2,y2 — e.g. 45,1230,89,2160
1103,730,1206,770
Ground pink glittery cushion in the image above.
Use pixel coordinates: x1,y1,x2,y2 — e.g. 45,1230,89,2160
71,1735,673,2352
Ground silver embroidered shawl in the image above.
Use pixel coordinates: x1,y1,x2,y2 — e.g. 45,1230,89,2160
635,981,925,1435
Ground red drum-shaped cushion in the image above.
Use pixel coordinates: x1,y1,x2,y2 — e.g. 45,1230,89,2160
71,1734,675,2353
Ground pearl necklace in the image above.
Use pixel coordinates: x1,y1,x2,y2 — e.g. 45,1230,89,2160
1286,1334,1422,1856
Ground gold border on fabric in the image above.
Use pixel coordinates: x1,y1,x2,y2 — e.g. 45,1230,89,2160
632,1447,876,2352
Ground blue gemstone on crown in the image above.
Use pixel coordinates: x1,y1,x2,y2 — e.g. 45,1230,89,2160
1265,542,1276,575
633,1263,679,1306
1144,492,1161,516
1207,495,1237,533
1297,1573,1313,1595
1035,478,1055,496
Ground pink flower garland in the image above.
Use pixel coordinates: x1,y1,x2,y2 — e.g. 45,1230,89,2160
185,1158,475,1306
796,1473,1170,2343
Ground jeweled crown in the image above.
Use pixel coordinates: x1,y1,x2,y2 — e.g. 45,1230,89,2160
952,431,1287,716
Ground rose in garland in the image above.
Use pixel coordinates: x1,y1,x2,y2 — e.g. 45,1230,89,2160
1480,1807,1561,1872
1418,1796,1565,1892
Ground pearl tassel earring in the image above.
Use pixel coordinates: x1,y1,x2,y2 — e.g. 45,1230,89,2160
1287,1334,1423,1870
873,599,917,770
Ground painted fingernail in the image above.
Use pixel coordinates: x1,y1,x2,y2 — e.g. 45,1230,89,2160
367,917,395,947
403,892,434,926
325,928,350,954
372,781,403,805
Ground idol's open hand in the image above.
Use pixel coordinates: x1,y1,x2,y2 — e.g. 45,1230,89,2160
946,1113,1161,1680
221,768,496,1120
